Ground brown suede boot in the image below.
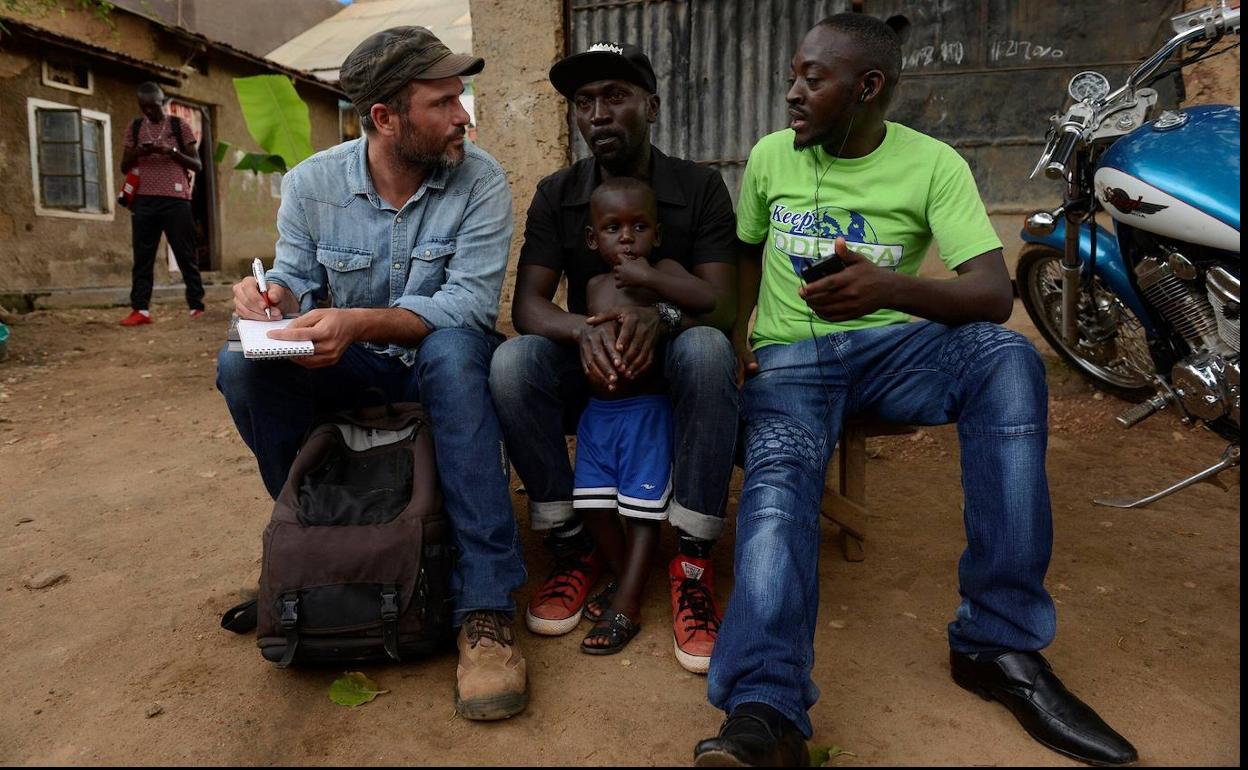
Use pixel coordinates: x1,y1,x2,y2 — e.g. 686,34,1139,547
455,611,528,720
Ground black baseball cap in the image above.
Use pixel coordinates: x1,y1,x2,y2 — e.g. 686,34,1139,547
340,26,483,116
549,41,657,99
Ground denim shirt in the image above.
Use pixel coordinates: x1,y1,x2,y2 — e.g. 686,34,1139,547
265,136,513,365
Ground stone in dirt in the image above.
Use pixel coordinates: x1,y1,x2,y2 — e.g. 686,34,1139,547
145,703,164,718
22,569,67,589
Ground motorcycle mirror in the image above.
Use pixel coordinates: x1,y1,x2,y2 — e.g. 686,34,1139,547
1025,210,1059,236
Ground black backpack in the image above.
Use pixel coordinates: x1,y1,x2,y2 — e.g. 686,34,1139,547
222,403,456,667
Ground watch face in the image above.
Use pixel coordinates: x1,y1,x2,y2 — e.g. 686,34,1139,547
655,302,680,329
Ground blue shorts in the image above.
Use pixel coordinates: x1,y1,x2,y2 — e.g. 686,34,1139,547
572,395,673,520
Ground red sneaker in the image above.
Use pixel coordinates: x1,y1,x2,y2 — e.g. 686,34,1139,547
670,554,721,674
119,310,152,327
188,308,205,318
524,547,601,636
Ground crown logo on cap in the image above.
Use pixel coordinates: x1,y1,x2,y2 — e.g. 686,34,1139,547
587,42,624,55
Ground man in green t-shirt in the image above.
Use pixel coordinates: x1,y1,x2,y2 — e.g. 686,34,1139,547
694,14,1137,769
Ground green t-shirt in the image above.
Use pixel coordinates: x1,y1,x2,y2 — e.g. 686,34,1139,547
737,122,1002,350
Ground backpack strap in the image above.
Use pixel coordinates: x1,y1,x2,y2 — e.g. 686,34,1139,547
276,592,301,668
380,585,401,662
169,115,189,155
219,598,258,634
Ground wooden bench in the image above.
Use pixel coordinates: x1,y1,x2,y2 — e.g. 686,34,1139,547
820,418,915,562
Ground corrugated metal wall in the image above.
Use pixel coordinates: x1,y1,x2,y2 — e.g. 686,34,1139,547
568,0,850,198
567,0,1181,214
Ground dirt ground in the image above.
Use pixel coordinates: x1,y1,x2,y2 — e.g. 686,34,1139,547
0,298,1239,766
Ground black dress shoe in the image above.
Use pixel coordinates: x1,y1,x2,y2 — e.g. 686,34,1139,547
951,650,1138,766
694,703,810,767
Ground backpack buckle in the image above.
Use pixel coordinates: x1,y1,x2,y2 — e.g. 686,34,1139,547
379,588,399,622
279,594,299,630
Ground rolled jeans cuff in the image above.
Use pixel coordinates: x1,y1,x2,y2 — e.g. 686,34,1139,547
668,498,725,541
528,498,574,530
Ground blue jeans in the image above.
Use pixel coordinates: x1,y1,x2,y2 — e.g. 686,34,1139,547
216,328,526,625
489,326,739,541
707,321,1057,737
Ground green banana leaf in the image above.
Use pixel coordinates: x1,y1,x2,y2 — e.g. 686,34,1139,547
232,75,314,171
234,152,287,174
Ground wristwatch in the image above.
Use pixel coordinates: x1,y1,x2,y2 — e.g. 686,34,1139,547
653,301,682,333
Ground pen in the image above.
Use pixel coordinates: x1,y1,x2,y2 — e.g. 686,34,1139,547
251,258,272,320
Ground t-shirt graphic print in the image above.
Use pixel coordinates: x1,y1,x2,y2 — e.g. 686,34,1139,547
737,122,1003,350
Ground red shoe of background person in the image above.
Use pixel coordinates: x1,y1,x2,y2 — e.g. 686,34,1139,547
525,547,602,636
670,554,721,674
119,310,152,326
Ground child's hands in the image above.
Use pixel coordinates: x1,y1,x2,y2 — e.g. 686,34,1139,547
613,256,655,289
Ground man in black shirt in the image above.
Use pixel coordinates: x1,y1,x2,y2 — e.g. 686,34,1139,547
489,42,739,675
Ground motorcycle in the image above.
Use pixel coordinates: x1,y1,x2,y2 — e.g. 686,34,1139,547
1017,1,1240,508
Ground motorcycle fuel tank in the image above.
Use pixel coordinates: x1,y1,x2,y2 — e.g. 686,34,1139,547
1094,105,1240,253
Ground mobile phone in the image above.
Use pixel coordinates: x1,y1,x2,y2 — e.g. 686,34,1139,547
800,254,846,283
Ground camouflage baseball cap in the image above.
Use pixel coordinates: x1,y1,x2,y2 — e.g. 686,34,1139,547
340,26,483,116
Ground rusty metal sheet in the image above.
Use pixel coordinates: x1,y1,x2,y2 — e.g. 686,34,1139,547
567,0,1183,212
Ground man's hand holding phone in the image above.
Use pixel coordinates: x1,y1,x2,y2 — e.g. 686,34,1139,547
798,236,895,323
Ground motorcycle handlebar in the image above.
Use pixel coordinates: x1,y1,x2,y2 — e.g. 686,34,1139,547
1043,122,1083,181
1035,3,1236,183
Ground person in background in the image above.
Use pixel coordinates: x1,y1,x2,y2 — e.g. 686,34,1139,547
118,82,205,326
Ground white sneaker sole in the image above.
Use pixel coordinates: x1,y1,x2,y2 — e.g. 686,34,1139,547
674,638,711,674
525,606,583,636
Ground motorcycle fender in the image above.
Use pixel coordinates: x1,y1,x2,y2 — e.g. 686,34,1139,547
1019,219,1155,334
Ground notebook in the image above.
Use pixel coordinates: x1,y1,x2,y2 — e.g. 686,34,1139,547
237,318,315,359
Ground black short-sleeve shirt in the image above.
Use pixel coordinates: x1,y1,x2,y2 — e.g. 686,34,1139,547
518,146,738,315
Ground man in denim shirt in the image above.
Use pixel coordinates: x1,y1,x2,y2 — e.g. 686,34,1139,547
216,27,529,721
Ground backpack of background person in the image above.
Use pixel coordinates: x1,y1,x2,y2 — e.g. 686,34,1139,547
251,402,456,667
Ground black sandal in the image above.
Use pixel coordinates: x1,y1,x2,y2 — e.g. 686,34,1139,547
580,610,640,656
582,581,618,624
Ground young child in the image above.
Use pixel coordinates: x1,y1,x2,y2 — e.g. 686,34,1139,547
573,177,716,655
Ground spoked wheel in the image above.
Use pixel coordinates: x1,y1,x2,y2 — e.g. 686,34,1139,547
1017,245,1156,400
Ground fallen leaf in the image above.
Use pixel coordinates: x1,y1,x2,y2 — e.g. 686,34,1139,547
810,745,855,766
329,672,388,707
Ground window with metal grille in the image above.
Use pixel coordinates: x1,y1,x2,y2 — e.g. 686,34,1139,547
29,102,111,216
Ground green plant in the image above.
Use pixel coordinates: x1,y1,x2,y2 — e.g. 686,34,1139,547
218,74,315,175
0,0,115,32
